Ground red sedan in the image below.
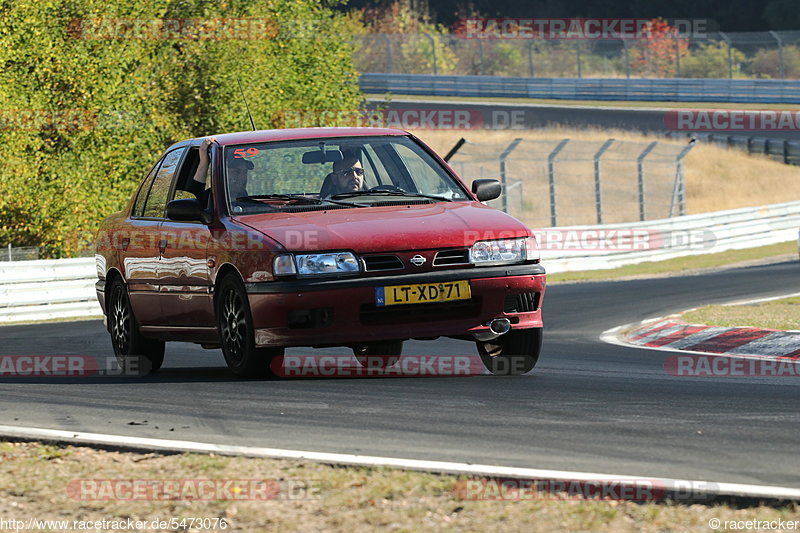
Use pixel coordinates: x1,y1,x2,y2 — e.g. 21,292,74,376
94,128,545,376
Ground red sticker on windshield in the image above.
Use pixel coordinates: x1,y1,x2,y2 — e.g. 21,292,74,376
233,147,259,158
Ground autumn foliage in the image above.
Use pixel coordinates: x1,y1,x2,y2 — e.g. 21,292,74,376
630,18,690,77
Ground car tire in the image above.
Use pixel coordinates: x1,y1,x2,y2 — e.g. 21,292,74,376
217,274,282,377
353,340,403,368
108,278,165,375
476,328,542,376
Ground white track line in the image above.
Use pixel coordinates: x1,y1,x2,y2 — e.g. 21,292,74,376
0,424,798,500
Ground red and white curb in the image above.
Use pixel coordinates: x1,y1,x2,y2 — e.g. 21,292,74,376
622,320,800,357
602,293,800,359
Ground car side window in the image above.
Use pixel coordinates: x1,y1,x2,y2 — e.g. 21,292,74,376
132,158,164,217
141,147,187,218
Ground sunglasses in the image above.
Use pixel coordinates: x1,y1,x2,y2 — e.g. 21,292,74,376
338,167,364,177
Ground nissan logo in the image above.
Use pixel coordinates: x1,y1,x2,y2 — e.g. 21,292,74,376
410,255,426,267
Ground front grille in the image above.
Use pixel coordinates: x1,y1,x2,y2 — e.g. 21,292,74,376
360,298,481,325
362,255,404,272
503,292,540,313
433,249,470,266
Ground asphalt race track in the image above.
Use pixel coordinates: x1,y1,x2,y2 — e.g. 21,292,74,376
0,260,798,489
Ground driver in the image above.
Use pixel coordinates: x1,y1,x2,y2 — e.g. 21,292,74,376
227,155,254,203
321,152,365,197
187,137,254,206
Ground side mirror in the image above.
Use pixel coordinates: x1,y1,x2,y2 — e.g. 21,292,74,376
167,198,212,224
471,179,501,202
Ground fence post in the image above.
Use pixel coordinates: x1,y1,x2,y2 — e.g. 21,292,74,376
719,32,733,79
547,139,570,226
6,244,10,262
528,41,535,77
479,40,485,75
670,140,696,217
421,32,437,75
499,138,523,214
593,139,615,224
575,42,582,78
770,31,784,80
675,36,681,77
622,39,630,79
637,141,659,221
382,34,393,73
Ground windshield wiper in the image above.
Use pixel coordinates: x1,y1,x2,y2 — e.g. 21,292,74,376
236,194,362,208
330,190,452,202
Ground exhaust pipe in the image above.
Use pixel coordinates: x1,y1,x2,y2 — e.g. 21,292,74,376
472,318,512,342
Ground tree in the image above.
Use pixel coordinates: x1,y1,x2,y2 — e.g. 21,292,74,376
681,41,746,78
630,18,689,78
350,0,458,75
0,0,362,257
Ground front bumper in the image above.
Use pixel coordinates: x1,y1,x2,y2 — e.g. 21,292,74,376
246,263,546,348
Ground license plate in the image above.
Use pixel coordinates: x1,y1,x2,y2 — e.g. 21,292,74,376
375,280,471,306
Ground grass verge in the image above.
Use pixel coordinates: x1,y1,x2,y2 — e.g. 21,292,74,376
681,296,800,331
1,440,798,532
375,94,800,111
547,241,796,284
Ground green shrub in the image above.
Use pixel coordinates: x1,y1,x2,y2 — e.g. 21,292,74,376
681,41,746,78
0,0,362,257
749,44,800,79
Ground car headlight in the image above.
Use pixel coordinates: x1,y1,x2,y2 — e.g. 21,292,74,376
470,237,539,265
273,252,360,277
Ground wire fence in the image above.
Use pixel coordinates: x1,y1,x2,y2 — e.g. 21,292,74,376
449,138,695,227
353,31,800,79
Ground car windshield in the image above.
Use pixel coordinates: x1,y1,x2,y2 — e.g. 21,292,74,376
222,135,470,214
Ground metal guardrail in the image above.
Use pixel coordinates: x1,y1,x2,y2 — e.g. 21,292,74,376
0,258,100,323
540,200,800,273
668,132,800,165
360,73,800,103
0,201,797,323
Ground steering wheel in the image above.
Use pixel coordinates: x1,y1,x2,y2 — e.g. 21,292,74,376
368,185,404,193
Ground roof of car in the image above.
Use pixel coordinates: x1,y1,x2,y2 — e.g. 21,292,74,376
175,127,410,149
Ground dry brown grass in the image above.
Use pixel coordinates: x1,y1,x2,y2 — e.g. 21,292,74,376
412,127,800,218
681,296,800,330
2,441,799,532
